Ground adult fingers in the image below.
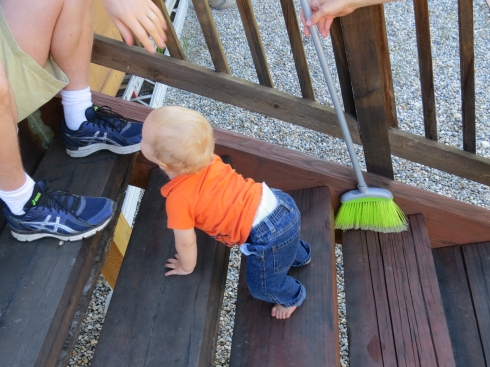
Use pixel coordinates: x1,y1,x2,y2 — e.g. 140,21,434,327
317,16,335,38
300,10,311,37
112,17,135,46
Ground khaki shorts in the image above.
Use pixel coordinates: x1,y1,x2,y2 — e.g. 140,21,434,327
0,6,68,122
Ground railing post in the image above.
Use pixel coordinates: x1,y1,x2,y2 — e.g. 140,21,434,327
340,5,396,179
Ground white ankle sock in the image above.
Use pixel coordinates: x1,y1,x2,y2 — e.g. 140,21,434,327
61,87,93,131
0,174,35,215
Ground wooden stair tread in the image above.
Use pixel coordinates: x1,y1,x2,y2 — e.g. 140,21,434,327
343,214,456,367
433,242,490,366
229,186,339,367
91,168,230,367
0,139,135,367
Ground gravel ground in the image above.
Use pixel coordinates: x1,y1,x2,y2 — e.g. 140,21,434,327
70,1,490,366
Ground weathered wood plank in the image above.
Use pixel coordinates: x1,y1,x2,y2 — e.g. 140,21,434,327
152,0,187,60
230,187,338,367
91,35,490,188
343,230,394,367
341,6,394,179
0,140,134,367
279,0,315,101
433,246,486,367
42,93,490,247
461,242,490,362
371,5,398,128
236,0,274,87
413,0,437,141
458,0,476,153
91,168,229,367
330,18,356,116
190,0,230,73
407,215,456,367
343,214,456,367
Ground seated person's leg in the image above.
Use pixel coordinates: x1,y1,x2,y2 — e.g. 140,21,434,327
0,3,116,241
50,0,143,158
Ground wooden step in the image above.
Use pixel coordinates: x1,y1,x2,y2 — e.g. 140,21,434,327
343,214,456,367
91,167,230,367
0,139,135,367
433,242,490,366
230,186,339,367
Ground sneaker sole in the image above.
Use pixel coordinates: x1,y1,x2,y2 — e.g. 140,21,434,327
66,143,141,158
11,216,113,242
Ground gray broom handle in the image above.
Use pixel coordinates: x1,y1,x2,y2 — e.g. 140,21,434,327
299,0,367,193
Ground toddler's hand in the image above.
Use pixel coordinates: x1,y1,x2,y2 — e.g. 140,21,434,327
165,254,193,276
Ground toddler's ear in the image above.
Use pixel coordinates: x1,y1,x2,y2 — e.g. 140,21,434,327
159,163,168,171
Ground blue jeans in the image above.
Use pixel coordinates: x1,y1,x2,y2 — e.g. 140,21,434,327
241,189,311,308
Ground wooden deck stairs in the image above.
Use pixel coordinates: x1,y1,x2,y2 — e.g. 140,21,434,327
1,94,490,366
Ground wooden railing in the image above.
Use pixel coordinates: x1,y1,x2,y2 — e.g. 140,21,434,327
91,0,488,186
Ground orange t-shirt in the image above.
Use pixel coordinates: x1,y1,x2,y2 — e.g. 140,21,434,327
160,155,262,246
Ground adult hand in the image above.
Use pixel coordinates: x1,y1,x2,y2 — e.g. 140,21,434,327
102,0,167,54
165,254,194,276
300,0,358,38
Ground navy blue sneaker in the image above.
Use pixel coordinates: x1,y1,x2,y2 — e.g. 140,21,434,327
2,180,116,242
61,105,142,158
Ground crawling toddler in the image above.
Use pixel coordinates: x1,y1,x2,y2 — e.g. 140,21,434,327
141,106,311,319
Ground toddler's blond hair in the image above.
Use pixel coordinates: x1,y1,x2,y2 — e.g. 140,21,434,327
146,106,215,175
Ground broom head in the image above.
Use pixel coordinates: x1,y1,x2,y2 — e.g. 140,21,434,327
335,188,408,233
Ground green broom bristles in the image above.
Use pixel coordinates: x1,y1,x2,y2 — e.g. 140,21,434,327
335,197,408,233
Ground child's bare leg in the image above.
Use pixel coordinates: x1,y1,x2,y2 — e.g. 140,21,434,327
271,304,298,319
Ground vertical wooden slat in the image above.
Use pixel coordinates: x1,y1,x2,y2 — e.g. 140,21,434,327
330,18,356,116
371,5,398,128
340,6,394,179
433,245,487,367
279,0,315,101
152,0,187,60
413,0,437,141
190,0,231,73
236,0,274,87
462,242,490,362
458,0,476,153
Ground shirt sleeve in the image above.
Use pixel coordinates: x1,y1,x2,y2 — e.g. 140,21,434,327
165,193,195,229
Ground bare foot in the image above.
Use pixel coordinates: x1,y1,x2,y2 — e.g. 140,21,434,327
271,304,297,319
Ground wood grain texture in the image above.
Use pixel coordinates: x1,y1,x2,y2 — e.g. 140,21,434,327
91,168,229,367
91,36,490,187
457,0,476,153
432,246,486,367
101,214,132,288
230,187,339,367
91,35,358,142
0,140,134,367
235,0,274,87
330,18,356,116
413,0,437,141
43,93,490,247
461,242,490,363
279,0,315,101
343,214,456,367
190,0,230,73
371,5,398,128
341,6,394,179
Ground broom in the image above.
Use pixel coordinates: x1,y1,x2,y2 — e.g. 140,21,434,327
299,0,407,233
